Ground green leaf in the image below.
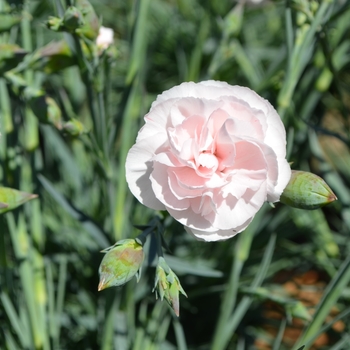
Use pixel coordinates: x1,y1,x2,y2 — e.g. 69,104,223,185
164,254,223,278
0,14,22,33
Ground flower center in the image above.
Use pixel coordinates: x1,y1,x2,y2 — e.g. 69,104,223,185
197,151,219,175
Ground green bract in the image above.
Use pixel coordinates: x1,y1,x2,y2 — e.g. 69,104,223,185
98,239,144,291
154,257,187,317
280,170,337,210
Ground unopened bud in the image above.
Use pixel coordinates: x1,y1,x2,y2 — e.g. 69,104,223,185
46,16,64,32
280,170,337,210
286,301,311,321
62,119,85,136
75,0,100,40
98,239,144,291
0,187,38,214
63,7,84,32
29,95,62,129
153,257,187,316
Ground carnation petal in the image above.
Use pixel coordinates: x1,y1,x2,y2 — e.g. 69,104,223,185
233,140,267,171
212,183,266,230
151,162,190,210
168,170,204,199
184,219,252,241
267,158,291,202
125,140,165,210
167,206,214,231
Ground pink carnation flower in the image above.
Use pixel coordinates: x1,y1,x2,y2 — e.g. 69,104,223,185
126,81,291,241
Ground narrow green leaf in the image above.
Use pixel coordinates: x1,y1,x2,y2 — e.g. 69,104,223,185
173,318,188,350
273,318,287,350
0,13,22,33
215,233,276,350
4,330,21,350
164,254,223,278
125,0,150,84
38,174,109,247
55,255,68,349
0,293,28,348
0,78,13,133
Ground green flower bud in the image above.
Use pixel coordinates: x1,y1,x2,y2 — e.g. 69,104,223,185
75,0,100,40
46,16,64,32
153,257,187,316
286,301,311,321
46,1,99,39
0,202,8,209
28,95,62,130
62,119,85,137
280,170,337,210
98,239,144,291
0,187,38,214
63,7,85,32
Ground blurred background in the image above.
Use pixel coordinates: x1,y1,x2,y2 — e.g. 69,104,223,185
1,0,350,349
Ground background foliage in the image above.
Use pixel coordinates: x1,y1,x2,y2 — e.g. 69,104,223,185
1,0,350,349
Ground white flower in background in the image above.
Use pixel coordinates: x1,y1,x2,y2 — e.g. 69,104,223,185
96,26,114,50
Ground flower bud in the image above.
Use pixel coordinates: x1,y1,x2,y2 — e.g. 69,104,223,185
46,16,64,32
98,239,144,291
63,7,85,32
286,301,311,321
153,257,187,316
75,0,100,40
96,26,114,51
28,95,63,130
62,119,85,136
0,202,8,209
0,187,38,214
280,170,337,210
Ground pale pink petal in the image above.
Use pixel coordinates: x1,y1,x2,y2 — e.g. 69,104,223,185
168,169,204,199
150,162,190,210
232,140,267,171
190,192,216,216
221,169,266,199
211,183,267,230
167,206,214,231
267,158,291,202
206,108,231,137
140,99,181,138
153,152,182,167
125,139,165,210
184,219,252,241
172,167,207,188
215,119,236,169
